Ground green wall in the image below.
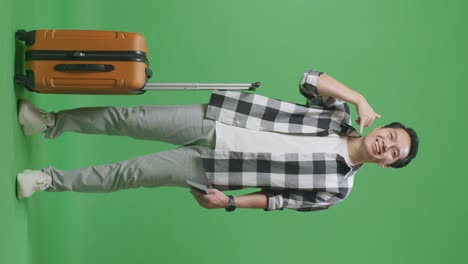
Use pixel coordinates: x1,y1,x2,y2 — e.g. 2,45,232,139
1,0,465,263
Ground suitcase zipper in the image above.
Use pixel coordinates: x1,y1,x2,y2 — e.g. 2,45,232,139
26,50,147,62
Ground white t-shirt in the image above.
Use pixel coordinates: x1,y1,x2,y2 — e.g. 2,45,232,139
215,121,354,167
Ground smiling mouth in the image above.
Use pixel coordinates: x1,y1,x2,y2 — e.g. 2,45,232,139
374,139,380,155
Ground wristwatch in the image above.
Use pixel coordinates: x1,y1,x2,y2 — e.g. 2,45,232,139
225,195,236,212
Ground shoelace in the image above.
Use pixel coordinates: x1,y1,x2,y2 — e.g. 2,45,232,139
39,109,55,128
36,172,56,190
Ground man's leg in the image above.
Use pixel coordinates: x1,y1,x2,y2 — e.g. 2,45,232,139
41,146,210,193
44,104,215,147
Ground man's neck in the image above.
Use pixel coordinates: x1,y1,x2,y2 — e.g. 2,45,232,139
347,136,367,165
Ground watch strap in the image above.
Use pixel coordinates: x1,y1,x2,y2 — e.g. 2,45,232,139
225,195,236,212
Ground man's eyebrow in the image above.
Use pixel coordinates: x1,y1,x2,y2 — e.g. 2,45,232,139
395,130,402,158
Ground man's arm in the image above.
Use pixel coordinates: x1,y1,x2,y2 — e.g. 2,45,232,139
191,189,267,210
316,74,365,106
316,73,382,133
302,71,382,133
190,188,339,212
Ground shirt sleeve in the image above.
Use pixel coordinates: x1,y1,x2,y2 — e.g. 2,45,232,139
263,189,342,212
299,69,345,109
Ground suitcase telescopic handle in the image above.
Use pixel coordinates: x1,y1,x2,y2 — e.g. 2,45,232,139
143,82,261,91
54,64,115,72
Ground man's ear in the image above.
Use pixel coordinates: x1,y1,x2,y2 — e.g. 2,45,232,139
379,164,390,168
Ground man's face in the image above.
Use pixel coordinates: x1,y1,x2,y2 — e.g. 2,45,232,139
363,127,411,167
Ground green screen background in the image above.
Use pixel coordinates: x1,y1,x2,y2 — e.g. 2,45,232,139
1,0,465,263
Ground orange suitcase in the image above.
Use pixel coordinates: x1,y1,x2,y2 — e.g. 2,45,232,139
15,29,152,94
15,29,260,94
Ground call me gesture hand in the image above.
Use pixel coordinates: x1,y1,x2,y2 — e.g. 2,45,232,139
355,99,382,134
314,73,382,134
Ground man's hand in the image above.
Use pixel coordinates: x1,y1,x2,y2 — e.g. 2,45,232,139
314,73,382,134
190,188,229,209
355,99,382,134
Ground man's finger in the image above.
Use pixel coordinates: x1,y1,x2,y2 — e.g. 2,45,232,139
192,193,210,206
206,189,217,195
366,117,374,127
202,194,212,201
190,189,205,198
359,118,365,134
376,113,382,118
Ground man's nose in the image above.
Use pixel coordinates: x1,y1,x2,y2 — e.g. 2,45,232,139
383,139,396,151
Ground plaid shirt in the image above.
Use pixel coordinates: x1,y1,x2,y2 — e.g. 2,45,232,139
202,69,362,212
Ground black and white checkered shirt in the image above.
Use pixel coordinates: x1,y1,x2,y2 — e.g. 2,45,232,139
202,69,362,212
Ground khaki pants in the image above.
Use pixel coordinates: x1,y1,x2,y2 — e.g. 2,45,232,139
42,104,215,192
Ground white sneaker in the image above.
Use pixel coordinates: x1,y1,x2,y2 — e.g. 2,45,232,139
16,170,54,199
18,100,55,136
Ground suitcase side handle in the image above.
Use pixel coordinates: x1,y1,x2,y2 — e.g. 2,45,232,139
54,64,115,72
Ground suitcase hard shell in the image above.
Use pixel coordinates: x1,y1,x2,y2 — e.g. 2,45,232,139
15,29,151,94
15,29,260,94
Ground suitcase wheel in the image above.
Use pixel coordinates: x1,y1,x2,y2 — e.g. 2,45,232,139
14,71,35,91
15,30,35,46
131,89,146,95
14,74,27,86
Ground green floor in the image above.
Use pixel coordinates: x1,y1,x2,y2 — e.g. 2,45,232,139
1,1,467,264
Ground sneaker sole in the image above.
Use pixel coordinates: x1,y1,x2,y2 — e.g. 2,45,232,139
16,172,26,199
18,100,27,125
18,100,39,136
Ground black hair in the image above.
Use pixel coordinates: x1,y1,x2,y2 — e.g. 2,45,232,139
383,122,419,168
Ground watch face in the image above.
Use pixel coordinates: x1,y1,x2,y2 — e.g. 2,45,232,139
226,205,236,212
